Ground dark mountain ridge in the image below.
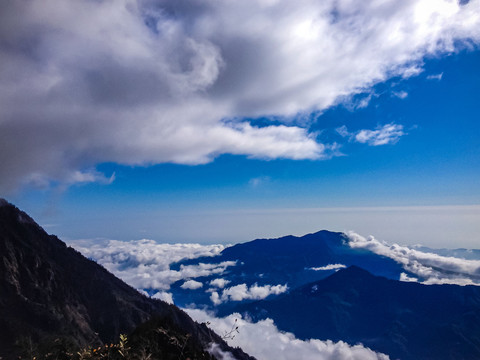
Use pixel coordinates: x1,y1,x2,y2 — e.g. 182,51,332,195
169,230,406,309
0,199,253,360
234,265,480,360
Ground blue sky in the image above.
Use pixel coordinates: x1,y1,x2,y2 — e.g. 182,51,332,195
2,0,480,247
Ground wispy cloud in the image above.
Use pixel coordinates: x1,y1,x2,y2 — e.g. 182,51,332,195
337,123,405,146
1,0,479,191
310,264,347,271
248,176,271,188
336,126,351,138
186,309,390,360
355,124,405,146
391,90,408,99
210,283,288,305
427,73,444,81
347,232,480,285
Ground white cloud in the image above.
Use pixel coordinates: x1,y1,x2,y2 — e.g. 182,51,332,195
355,124,405,146
310,264,347,271
336,125,351,138
427,73,444,80
347,232,480,286
151,291,174,304
207,343,237,360
391,90,408,99
210,291,222,306
70,239,235,293
1,0,480,191
212,283,288,304
181,279,204,290
210,278,231,288
186,309,390,360
337,123,405,146
399,273,418,283
181,262,237,279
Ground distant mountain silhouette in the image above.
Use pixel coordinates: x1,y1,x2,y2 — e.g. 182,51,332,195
170,230,406,309
0,199,254,360
234,265,480,360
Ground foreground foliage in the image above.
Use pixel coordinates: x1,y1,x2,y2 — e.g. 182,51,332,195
15,322,216,360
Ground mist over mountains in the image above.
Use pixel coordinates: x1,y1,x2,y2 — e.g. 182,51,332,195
77,229,480,312
76,221,480,359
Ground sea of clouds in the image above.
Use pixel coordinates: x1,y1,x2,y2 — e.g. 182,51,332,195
74,238,290,305
71,233,480,359
74,239,230,302
72,232,480,304
186,309,390,360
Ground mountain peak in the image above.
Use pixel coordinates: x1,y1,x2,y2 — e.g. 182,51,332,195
0,198,39,225
340,264,372,275
324,265,378,283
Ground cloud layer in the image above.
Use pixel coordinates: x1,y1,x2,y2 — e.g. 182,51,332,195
72,232,480,309
186,309,390,360
1,0,480,191
71,239,234,296
347,231,480,285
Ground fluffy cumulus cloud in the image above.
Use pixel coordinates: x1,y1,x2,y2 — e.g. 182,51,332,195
186,309,390,360
347,232,480,285
181,279,204,290
1,0,480,191
209,278,231,288
71,239,235,293
151,291,174,304
210,283,288,305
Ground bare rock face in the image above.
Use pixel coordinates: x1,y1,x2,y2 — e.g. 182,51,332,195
0,199,254,360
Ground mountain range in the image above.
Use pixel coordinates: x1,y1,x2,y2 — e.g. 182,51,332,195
2,198,480,360
163,229,480,359
234,265,480,360
168,230,406,310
